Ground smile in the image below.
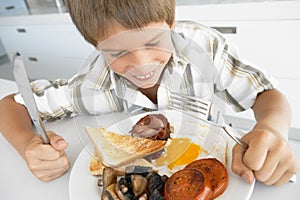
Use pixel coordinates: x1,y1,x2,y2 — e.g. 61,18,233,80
134,70,155,81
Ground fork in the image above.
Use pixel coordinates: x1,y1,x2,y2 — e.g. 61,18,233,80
168,91,248,149
168,91,297,183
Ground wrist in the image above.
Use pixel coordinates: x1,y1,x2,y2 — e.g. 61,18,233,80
16,130,37,159
253,122,289,140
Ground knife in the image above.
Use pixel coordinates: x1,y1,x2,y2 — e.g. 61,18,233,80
12,52,49,144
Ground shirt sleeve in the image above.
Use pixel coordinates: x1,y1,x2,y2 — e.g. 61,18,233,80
209,27,279,111
14,51,123,121
13,51,99,121
14,78,77,121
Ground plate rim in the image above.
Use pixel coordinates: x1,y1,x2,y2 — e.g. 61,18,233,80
69,110,255,200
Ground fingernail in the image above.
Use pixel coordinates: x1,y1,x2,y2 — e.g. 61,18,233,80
57,139,67,147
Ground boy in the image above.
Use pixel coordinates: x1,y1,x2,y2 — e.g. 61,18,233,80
0,0,298,185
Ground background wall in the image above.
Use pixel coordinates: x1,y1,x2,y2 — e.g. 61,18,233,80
176,0,295,5
175,1,300,134
0,0,299,134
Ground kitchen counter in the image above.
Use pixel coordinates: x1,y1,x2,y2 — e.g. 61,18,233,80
0,78,299,199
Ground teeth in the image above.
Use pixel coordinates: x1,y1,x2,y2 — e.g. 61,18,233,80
135,71,154,80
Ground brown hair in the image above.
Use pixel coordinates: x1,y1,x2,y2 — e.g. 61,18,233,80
65,0,175,47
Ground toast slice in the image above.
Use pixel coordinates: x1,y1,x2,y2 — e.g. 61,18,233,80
85,126,166,168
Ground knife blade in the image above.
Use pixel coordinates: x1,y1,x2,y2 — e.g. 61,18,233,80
12,52,49,144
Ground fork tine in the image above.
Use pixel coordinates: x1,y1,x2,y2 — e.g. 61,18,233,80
169,92,211,118
170,92,211,106
169,92,211,109
169,103,208,120
169,92,296,183
168,91,249,149
169,101,208,117
169,103,248,148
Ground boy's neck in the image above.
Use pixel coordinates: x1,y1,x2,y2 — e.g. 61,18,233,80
137,65,168,104
139,84,159,104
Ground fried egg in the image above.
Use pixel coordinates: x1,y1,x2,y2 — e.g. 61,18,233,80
156,137,202,170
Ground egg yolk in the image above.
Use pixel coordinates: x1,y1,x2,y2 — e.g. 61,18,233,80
156,138,201,170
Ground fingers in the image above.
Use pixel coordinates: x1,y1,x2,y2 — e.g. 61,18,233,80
242,131,270,171
47,131,68,151
231,129,300,186
231,144,255,184
272,171,297,186
33,159,70,182
252,150,279,182
24,133,70,182
27,151,69,170
25,136,65,161
256,151,299,186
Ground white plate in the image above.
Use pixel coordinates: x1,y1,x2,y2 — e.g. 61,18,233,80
69,110,255,200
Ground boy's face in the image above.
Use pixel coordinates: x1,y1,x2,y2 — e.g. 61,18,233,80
97,22,173,89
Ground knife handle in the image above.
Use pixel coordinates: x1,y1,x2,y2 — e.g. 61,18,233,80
32,118,49,144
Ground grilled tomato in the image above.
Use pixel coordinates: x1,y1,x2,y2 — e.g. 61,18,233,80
164,168,212,200
185,158,228,199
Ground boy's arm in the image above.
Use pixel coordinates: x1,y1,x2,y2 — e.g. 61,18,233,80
231,89,299,186
252,89,291,140
0,94,34,158
0,94,70,181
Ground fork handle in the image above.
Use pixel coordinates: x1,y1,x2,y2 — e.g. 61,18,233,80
223,125,248,149
224,125,297,183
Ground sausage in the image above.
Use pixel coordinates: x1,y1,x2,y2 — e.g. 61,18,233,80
185,158,228,199
164,168,212,200
130,114,171,140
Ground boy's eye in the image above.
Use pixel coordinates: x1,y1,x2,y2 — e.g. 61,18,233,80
108,40,160,58
110,50,128,58
145,40,160,47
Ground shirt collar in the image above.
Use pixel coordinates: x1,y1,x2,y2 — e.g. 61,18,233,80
110,69,157,109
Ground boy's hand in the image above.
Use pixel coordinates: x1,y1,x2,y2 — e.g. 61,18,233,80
24,131,70,182
231,129,300,186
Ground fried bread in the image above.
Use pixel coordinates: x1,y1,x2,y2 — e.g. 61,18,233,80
85,126,166,168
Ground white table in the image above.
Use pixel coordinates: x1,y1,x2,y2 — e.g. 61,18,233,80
1,78,300,200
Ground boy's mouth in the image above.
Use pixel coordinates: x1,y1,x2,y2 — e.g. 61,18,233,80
134,70,155,81
124,61,167,88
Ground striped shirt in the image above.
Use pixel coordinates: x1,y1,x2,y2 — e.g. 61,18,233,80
15,21,277,121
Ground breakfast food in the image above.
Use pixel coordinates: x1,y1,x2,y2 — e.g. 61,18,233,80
85,126,167,168
185,158,229,199
130,114,171,140
164,168,212,200
98,158,228,200
89,152,158,176
165,158,228,200
87,113,171,173
86,113,230,199
155,137,202,170
100,166,168,200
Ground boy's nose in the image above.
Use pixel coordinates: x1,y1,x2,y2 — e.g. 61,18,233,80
129,49,152,67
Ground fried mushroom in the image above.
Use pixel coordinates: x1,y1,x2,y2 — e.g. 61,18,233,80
115,177,135,200
130,174,148,196
103,184,120,200
102,167,118,199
